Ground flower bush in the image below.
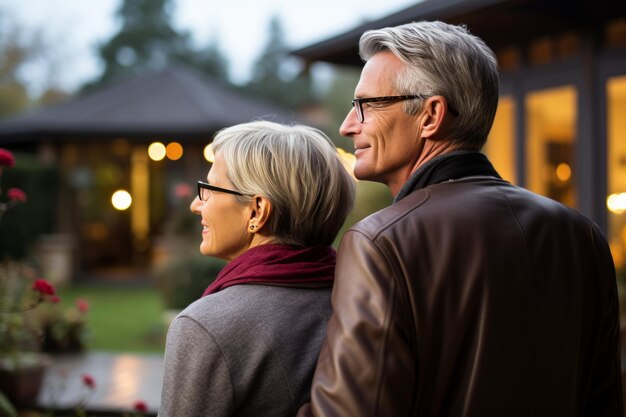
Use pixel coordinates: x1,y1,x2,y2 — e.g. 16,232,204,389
0,149,26,223
0,148,59,414
39,297,91,353
0,149,58,260
0,148,58,369
0,262,58,368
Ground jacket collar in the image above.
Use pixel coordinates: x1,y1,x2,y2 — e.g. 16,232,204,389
394,150,502,203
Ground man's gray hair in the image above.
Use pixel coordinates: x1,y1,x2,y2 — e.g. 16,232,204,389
212,120,356,247
360,20,499,150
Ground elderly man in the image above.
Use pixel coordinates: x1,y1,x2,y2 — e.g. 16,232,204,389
298,21,622,417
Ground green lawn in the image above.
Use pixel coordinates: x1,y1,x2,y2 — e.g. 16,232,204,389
55,285,167,353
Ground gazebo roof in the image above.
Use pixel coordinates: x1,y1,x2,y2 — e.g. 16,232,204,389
292,0,626,67
0,66,300,144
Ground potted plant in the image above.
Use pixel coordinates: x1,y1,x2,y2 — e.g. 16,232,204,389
0,261,58,408
0,148,58,411
39,297,91,353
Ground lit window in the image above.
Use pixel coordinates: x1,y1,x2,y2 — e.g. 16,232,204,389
525,85,577,208
607,76,626,276
485,96,516,183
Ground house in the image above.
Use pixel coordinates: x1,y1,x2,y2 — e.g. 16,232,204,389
0,65,301,282
292,0,626,275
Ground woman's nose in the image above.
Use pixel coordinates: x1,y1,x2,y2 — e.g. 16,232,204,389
190,197,202,214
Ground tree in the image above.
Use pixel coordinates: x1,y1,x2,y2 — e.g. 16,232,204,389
245,15,312,108
0,26,29,117
321,67,361,150
0,10,67,118
83,0,229,91
182,37,230,82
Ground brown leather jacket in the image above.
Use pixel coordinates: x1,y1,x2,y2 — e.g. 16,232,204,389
300,176,622,417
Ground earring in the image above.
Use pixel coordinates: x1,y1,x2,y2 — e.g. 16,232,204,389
250,224,256,231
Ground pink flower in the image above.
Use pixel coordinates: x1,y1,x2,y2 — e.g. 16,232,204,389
0,148,14,167
32,279,56,296
82,374,96,389
133,400,148,413
76,298,89,314
7,188,27,202
173,183,193,199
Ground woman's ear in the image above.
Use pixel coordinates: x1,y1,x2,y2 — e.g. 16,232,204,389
247,195,272,233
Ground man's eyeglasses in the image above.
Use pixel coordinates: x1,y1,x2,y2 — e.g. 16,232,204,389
351,94,459,123
197,180,244,201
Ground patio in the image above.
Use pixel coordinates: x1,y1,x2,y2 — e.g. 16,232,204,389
35,351,164,416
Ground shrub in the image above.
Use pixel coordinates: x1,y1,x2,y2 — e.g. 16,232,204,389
0,152,57,260
155,254,226,310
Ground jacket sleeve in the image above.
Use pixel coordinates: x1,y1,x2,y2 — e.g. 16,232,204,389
159,315,235,417
584,225,623,416
298,230,416,417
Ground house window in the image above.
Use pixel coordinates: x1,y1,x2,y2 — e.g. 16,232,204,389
525,86,577,208
484,96,516,183
607,75,626,279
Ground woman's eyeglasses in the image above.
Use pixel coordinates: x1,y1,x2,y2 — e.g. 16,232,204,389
197,180,244,201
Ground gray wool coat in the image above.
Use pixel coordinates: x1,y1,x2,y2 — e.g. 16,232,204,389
159,284,332,417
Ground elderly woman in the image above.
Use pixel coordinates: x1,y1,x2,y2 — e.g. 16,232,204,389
159,121,355,417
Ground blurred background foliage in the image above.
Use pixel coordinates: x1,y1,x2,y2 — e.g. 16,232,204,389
0,153,57,260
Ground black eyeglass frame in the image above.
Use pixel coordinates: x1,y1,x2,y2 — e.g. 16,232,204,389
351,94,459,123
197,180,244,201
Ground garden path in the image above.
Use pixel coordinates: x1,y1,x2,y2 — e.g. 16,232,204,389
36,351,163,416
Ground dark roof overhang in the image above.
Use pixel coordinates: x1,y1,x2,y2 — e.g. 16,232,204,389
292,0,626,67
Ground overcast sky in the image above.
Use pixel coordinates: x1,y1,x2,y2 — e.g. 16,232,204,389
0,0,418,93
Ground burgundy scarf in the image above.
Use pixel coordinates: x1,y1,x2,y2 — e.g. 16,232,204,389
202,244,336,296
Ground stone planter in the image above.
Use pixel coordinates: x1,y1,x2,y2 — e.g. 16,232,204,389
35,234,76,286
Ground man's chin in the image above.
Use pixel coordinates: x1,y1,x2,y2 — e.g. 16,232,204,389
353,163,375,182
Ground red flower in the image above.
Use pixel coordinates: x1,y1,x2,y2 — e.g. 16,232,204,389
32,279,56,296
173,183,193,199
133,400,148,413
82,374,96,389
49,295,61,303
76,298,89,314
0,148,14,167
7,188,27,202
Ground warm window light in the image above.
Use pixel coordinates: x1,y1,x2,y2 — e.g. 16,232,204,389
607,193,626,214
166,142,183,160
112,190,132,210
148,142,166,161
204,144,215,163
555,162,572,182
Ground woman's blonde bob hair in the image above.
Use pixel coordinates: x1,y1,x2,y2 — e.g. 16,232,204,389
211,120,356,247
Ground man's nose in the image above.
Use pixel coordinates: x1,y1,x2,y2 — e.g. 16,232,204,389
339,107,360,137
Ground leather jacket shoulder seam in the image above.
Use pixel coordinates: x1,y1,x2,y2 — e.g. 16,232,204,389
352,190,430,241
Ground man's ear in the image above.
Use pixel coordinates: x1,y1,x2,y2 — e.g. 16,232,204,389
420,95,450,139
247,195,272,233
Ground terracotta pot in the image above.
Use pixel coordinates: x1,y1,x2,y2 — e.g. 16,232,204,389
0,360,46,407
